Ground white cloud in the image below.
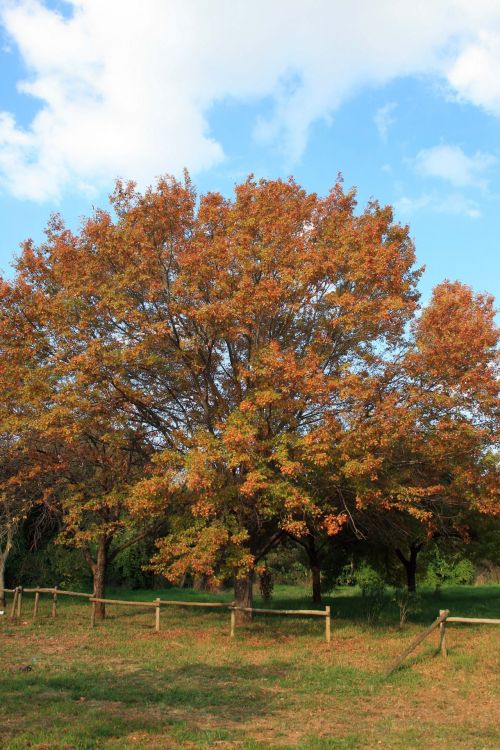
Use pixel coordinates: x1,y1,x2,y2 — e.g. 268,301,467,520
374,102,397,141
436,193,481,218
395,191,481,219
414,144,496,188
447,31,500,115
2,1,500,200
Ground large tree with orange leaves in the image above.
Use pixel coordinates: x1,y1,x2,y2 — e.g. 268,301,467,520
0,253,152,618
327,280,499,591
1,174,497,615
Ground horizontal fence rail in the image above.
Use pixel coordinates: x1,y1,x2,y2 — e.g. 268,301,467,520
1,587,332,642
158,600,228,608
445,617,500,625
230,606,328,616
90,597,157,607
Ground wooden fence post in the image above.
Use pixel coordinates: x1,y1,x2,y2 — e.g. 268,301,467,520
325,605,331,644
230,606,235,638
52,586,58,618
385,609,449,677
16,587,23,618
33,590,40,618
10,587,19,619
439,609,448,657
90,600,96,628
155,598,161,632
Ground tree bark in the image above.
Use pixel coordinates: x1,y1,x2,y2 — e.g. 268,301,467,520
0,526,13,611
396,542,423,593
311,563,322,604
0,554,6,611
290,533,323,604
83,535,110,619
234,570,254,625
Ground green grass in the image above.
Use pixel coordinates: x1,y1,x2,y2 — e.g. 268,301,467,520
1,584,499,749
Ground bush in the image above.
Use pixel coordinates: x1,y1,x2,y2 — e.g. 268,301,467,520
355,563,388,625
264,545,309,585
335,562,356,588
424,549,475,592
259,566,274,602
7,541,92,591
392,587,421,628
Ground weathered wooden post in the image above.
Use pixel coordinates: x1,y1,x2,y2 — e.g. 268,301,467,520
16,586,23,618
439,609,448,657
325,605,331,644
155,598,161,632
33,590,40,618
10,587,19,619
90,599,96,628
52,586,58,618
230,605,236,638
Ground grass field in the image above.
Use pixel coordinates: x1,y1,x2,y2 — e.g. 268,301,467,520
1,584,499,749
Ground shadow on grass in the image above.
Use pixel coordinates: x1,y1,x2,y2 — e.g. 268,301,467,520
1,660,288,748
253,584,500,628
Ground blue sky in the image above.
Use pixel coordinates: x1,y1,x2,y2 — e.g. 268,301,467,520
0,0,499,306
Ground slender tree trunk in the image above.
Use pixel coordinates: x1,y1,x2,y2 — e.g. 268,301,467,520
0,554,6,611
311,563,322,604
0,528,13,611
234,570,254,625
396,543,422,593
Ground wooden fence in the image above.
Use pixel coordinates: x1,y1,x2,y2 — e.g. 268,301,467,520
385,609,500,676
1,587,331,642
1,586,93,620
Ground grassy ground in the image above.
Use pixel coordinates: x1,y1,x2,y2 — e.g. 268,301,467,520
1,584,499,749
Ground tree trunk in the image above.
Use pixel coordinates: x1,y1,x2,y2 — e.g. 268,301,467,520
93,535,109,619
396,543,422,593
0,524,14,611
311,563,322,604
83,535,109,620
234,570,254,625
0,554,6,611
304,535,322,604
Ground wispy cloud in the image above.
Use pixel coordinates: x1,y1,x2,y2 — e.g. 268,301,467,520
395,191,481,219
414,144,496,189
374,102,397,141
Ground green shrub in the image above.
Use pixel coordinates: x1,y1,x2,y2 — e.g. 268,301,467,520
424,550,475,592
355,563,388,625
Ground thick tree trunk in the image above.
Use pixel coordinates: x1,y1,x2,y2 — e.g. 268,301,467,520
396,543,422,593
234,570,254,625
83,535,109,620
301,535,323,604
93,536,109,619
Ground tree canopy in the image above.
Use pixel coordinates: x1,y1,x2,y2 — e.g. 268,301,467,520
0,175,498,615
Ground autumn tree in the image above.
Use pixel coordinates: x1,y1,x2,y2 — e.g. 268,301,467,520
4,173,496,615
0,252,153,618
89,175,420,618
334,281,499,591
